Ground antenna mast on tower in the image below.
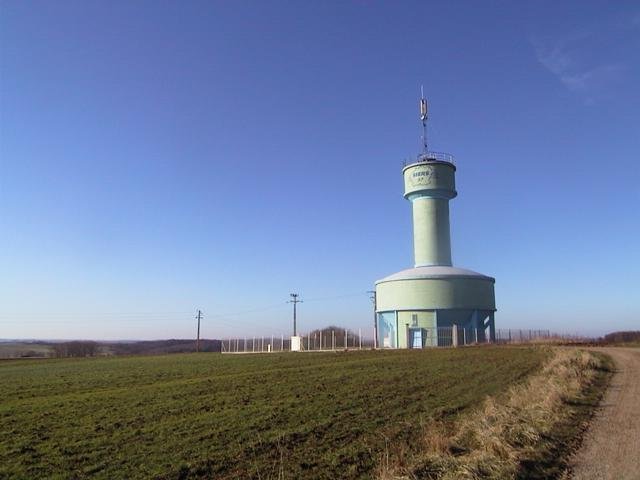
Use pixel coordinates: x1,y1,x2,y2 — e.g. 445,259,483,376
419,85,428,155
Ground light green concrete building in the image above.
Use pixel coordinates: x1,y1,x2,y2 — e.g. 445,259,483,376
375,100,496,348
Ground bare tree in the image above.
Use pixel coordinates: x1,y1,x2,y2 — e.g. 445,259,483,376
53,341,98,358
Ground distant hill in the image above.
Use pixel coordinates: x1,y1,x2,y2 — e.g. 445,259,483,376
106,339,221,355
0,339,222,358
0,342,53,358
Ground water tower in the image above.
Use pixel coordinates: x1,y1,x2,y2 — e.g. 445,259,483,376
374,92,496,348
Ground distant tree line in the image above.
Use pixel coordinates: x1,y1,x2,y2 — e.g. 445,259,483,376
108,339,221,355
46,340,223,357
306,326,361,347
52,341,99,358
602,331,640,344
19,350,47,358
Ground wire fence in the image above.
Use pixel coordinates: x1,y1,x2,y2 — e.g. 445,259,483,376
494,329,590,344
413,328,591,347
221,327,594,353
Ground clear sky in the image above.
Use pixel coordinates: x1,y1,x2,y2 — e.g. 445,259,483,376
1,1,639,340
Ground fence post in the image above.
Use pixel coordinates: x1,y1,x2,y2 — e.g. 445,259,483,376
359,328,362,350
332,330,335,350
281,334,284,351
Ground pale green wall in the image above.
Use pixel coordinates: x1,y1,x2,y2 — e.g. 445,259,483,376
412,197,451,266
403,162,456,267
376,277,495,311
397,311,436,348
403,162,456,198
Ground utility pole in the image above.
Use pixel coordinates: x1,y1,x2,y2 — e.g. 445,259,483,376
288,293,302,336
368,291,377,349
195,309,202,352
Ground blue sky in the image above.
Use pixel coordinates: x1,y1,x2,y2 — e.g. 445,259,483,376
1,1,639,340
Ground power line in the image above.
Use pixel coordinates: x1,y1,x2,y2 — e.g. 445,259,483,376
205,302,288,320
0,293,368,321
0,311,194,319
0,292,371,331
0,316,195,325
303,292,369,302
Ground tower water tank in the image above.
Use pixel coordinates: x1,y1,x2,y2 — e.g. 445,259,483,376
374,95,496,348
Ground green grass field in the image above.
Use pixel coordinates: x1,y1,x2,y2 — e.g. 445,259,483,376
0,347,546,479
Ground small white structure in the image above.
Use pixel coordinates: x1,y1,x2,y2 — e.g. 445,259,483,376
290,336,302,351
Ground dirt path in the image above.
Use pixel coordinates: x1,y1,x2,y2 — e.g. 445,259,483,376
570,347,640,480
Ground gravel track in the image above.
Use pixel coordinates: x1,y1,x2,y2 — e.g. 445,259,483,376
570,347,640,480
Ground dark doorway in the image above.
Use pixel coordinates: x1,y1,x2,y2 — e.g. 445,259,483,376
409,328,426,348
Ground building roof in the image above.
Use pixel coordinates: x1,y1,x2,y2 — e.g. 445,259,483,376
376,265,495,284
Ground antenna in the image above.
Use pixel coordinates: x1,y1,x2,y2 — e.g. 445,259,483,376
419,85,428,154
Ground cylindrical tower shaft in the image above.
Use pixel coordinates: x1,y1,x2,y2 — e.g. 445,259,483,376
403,159,457,267
412,197,452,266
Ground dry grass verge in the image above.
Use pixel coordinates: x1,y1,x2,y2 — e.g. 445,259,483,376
379,348,611,480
